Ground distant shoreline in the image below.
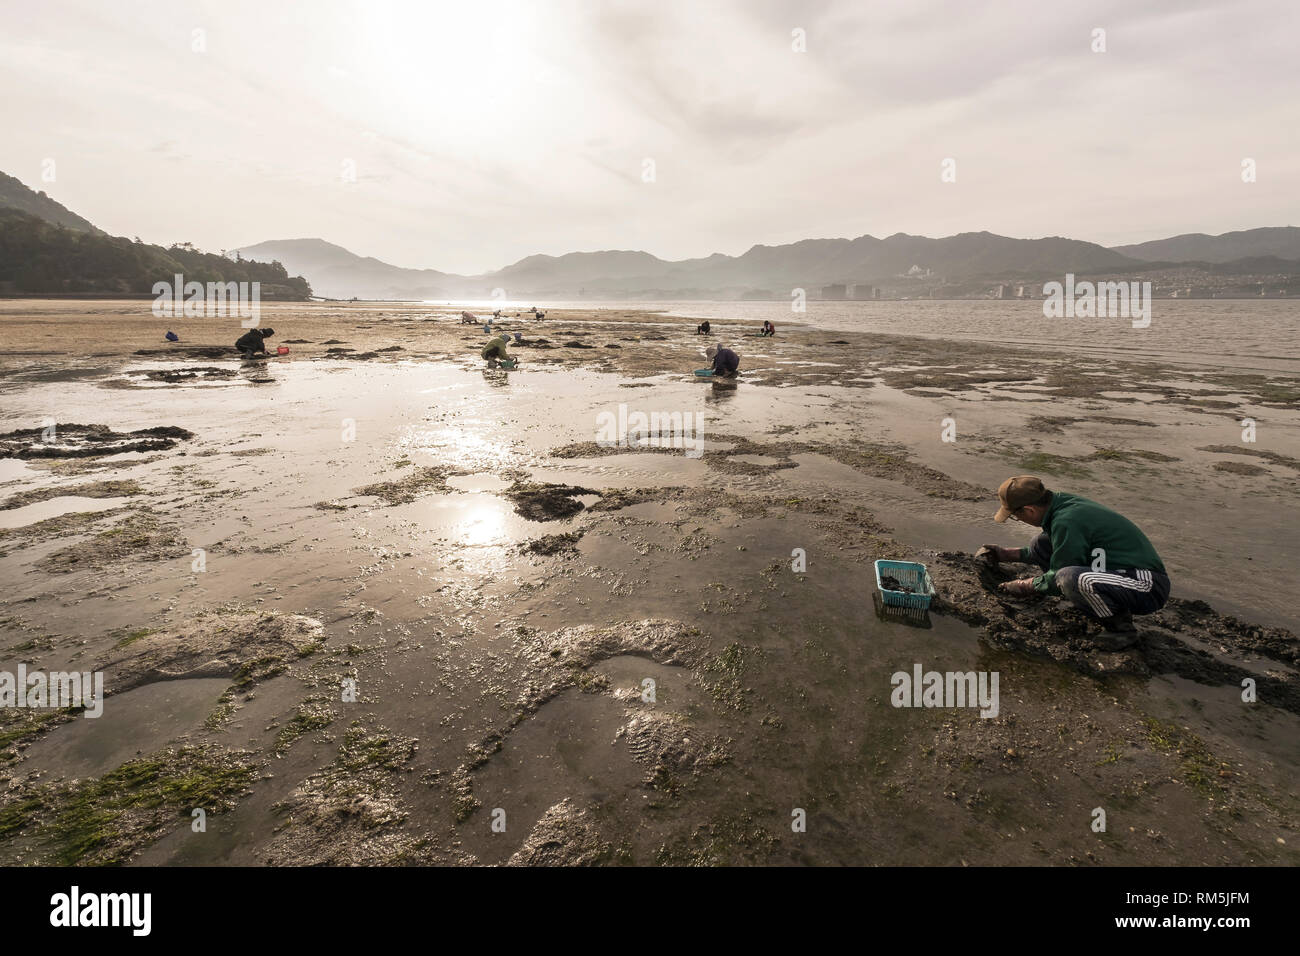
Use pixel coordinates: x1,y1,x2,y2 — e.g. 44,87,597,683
4,293,1295,303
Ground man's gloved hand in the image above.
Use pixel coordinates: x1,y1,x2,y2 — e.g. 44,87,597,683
998,578,1037,597
977,544,1018,564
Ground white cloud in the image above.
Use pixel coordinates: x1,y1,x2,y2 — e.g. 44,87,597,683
0,0,1295,273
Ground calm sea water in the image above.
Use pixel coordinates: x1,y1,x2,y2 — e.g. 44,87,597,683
442,298,1300,374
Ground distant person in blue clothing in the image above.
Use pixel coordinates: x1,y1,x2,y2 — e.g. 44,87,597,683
705,345,740,378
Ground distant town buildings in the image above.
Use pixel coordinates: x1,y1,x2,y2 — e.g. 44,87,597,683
821,283,847,300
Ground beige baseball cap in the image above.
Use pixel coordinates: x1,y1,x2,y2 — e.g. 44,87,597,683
994,475,1047,523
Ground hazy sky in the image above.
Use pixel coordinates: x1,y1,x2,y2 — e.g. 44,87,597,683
2,0,1297,274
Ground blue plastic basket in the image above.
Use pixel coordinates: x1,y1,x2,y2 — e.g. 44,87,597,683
874,560,935,610
693,368,714,377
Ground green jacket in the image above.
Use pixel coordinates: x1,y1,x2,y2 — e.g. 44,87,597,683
1019,492,1166,594
481,335,511,360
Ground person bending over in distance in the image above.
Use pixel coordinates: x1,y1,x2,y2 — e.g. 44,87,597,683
235,327,275,357
705,344,740,378
760,320,776,336
696,320,711,335
480,333,514,367
977,475,1170,644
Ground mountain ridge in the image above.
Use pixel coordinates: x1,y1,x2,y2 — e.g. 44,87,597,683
2,170,1294,300
0,171,104,235
233,231,1147,299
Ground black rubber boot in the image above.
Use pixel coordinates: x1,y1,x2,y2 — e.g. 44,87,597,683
1101,610,1137,634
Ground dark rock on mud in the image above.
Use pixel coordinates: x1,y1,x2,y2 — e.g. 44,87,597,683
1147,598,1299,668
354,466,456,504
139,366,237,383
930,551,1300,713
503,481,598,520
0,423,194,459
564,341,596,349
586,487,678,512
133,345,232,359
521,530,585,555
930,551,1148,675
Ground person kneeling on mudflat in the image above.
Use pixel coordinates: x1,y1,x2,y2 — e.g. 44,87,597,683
236,327,275,357
481,333,513,367
706,344,739,378
978,475,1169,641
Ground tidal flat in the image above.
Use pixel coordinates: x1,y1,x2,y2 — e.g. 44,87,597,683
0,300,1296,866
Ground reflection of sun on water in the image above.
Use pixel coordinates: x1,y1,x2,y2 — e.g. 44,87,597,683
404,427,517,473
459,501,509,547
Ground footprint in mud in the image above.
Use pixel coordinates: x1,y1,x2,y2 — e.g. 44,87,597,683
463,660,726,865
97,608,325,696
450,621,729,864
506,799,611,866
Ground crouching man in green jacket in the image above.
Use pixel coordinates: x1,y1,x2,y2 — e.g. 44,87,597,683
978,475,1170,640
481,334,514,368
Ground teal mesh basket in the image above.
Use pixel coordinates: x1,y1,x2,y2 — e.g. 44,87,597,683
874,560,935,610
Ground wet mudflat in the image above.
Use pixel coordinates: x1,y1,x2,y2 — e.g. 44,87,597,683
0,301,1296,866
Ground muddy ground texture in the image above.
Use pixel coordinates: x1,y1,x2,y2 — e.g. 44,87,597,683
0,303,1296,866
